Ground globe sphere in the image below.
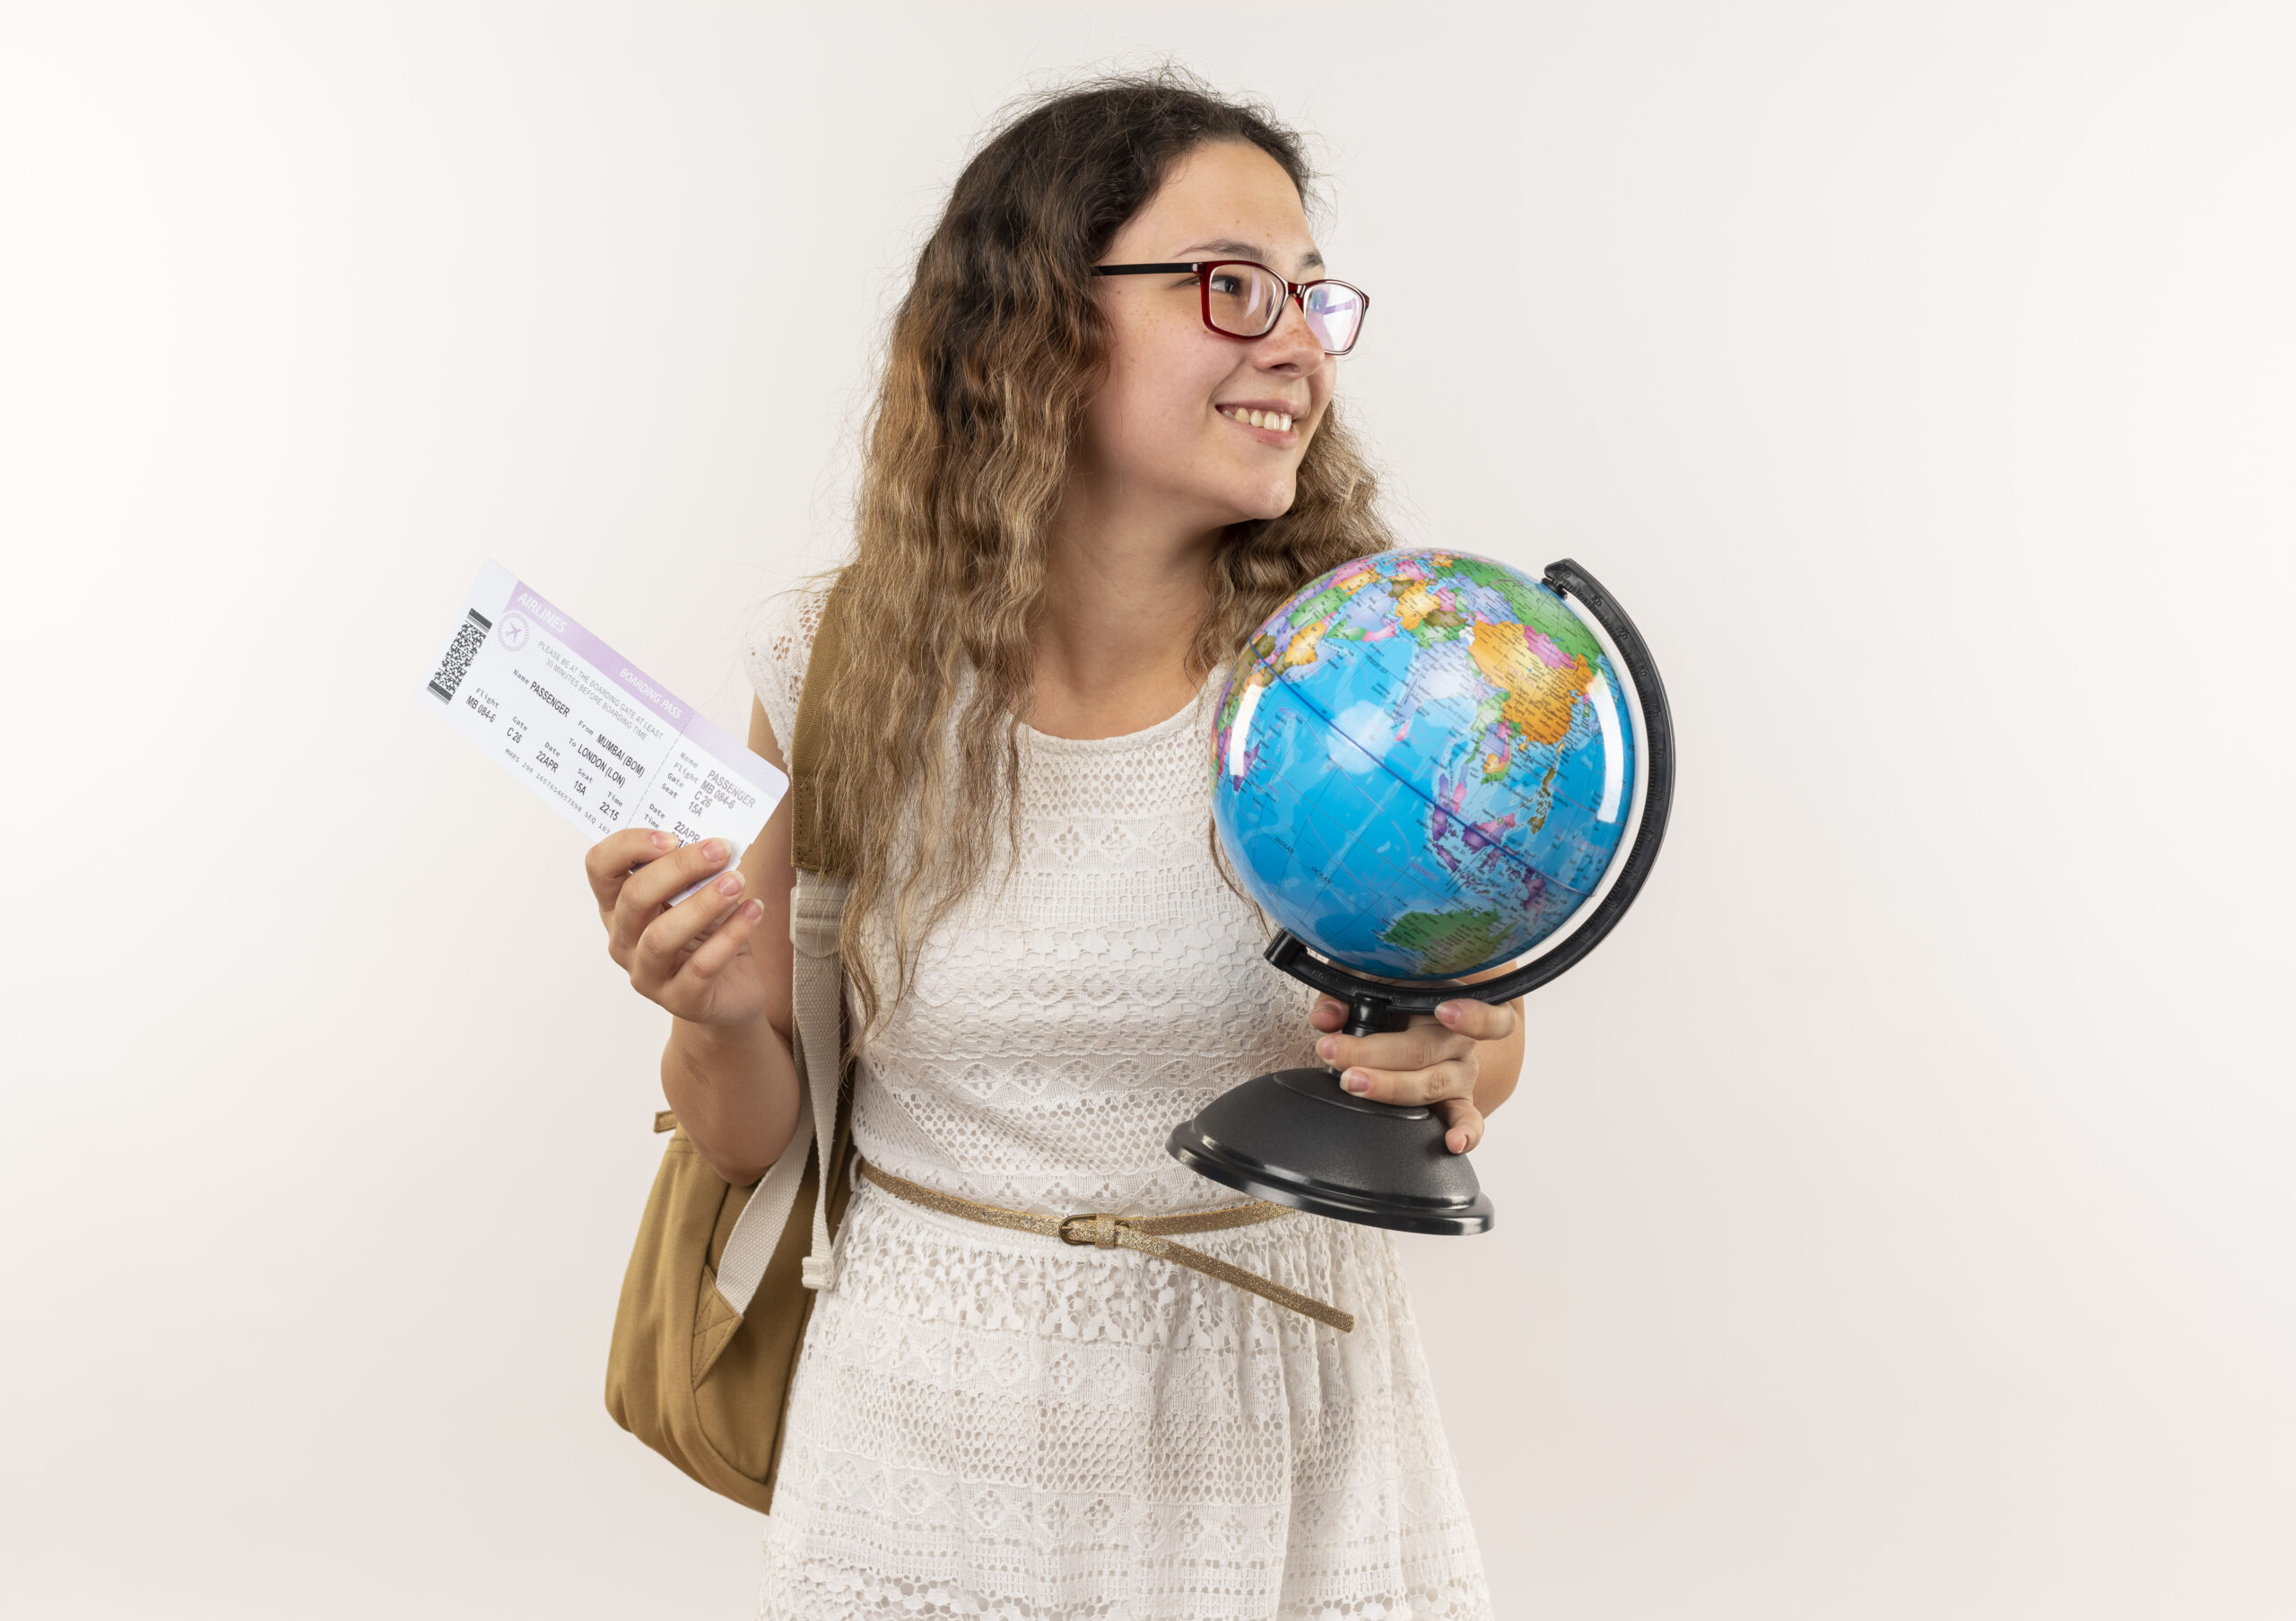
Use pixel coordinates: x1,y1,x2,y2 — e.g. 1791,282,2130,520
1210,548,1637,981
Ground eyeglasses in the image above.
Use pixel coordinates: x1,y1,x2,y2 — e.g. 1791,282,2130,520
1091,260,1370,356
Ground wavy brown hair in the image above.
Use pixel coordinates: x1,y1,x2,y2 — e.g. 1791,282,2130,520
796,69,1396,1041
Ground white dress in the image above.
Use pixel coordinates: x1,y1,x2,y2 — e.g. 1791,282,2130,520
742,590,1492,1621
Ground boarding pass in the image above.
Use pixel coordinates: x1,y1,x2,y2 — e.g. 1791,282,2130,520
419,562,787,896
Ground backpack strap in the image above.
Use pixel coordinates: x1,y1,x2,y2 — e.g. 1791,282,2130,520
787,588,854,1288
709,587,856,1313
789,868,850,1289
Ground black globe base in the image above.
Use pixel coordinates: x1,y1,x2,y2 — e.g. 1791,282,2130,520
1166,1064,1495,1236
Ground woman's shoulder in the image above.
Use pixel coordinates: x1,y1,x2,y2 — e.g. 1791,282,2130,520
740,580,836,754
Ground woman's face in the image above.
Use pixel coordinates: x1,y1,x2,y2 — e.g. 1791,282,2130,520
1079,141,1338,535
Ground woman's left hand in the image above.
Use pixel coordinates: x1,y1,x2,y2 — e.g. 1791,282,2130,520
1309,994,1517,1155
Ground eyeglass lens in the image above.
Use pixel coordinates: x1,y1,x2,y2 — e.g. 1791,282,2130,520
1303,283,1365,354
1205,265,1365,354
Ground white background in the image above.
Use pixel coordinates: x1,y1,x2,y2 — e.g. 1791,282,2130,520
3,3,2290,1617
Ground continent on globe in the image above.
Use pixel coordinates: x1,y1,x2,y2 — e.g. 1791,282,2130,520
1211,549,1636,982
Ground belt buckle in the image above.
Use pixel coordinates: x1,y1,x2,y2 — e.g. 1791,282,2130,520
1059,1213,1120,1250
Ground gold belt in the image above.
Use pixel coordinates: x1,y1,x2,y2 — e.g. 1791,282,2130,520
857,1159,1354,1334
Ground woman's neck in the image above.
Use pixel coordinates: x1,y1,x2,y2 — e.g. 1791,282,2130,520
1024,506,1220,742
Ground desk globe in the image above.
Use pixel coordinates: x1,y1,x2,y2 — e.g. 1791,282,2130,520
1168,553,1674,1233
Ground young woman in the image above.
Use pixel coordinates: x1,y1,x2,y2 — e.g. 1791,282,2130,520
584,74,1521,1620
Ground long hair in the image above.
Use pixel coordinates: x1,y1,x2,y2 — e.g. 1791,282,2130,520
803,68,1396,1041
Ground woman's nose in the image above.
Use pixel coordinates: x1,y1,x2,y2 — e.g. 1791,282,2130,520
1255,296,1327,371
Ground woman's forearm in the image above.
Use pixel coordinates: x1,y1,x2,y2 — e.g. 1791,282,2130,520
660,1015,804,1187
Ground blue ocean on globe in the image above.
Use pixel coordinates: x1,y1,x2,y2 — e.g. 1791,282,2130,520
1210,549,1637,981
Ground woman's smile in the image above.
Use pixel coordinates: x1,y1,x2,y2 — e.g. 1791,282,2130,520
1216,399,1300,439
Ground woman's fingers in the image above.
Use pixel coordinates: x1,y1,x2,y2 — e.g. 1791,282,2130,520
584,826,680,912
608,838,735,954
629,865,748,988
583,826,768,1026
1335,1054,1476,1110
1311,997,1506,1068
1434,1096,1486,1155
678,896,767,985
1315,1020,1465,1078
1303,991,1501,1153
1434,997,1515,1042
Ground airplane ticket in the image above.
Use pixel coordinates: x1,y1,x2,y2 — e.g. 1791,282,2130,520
419,562,787,894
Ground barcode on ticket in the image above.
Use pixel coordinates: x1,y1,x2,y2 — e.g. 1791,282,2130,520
427,608,493,702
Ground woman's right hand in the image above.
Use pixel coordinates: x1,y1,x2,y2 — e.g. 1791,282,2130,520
584,831,769,1027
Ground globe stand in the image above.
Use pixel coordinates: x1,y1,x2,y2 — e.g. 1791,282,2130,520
1167,559,1676,1236
1165,948,1498,1234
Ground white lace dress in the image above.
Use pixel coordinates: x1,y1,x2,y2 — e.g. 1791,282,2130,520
742,590,1492,1621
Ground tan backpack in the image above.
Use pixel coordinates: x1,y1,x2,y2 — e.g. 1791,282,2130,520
603,588,856,1515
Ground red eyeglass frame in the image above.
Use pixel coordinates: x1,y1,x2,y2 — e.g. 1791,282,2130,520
1091,260,1370,356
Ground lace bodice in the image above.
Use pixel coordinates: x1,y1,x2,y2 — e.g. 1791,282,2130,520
742,587,1320,1216
739,586,1491,1620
